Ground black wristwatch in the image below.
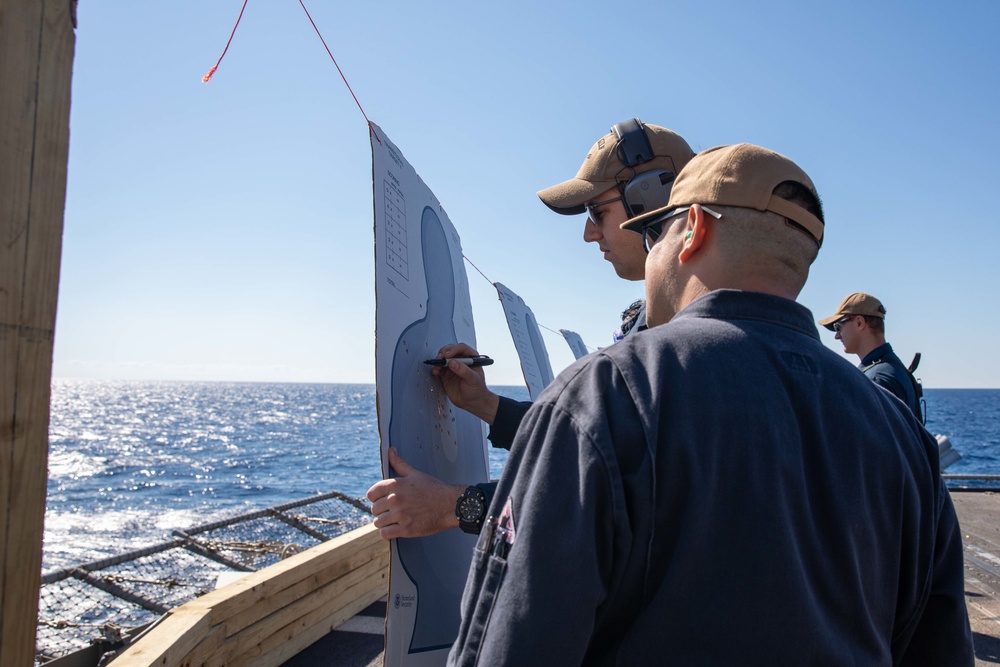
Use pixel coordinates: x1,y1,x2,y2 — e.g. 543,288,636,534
455,486,487,535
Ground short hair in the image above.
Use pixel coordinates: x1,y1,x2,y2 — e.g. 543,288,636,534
863,315,885,335
710,181,822,295
620,299,644,322
772,180,824,246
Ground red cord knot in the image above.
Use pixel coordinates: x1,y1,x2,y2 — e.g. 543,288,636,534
201,0,249,83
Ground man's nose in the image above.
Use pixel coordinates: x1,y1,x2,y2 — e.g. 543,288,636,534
583,218,601,243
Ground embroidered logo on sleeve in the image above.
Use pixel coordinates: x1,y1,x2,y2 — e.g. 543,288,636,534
490,496,516,559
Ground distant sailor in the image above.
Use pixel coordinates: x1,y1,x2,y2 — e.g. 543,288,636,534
819,292,923,419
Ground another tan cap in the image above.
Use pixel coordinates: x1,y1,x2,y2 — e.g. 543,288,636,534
818,293,886,330
537,122,695,215
621,143,824,245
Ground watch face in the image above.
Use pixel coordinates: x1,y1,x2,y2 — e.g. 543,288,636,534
458,492,484,521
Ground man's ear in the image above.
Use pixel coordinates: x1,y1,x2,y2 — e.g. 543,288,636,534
678,204,710,263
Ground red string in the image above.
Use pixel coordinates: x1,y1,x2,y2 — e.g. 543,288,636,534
202,0,249,83
297,0,378,142
200,5,577,352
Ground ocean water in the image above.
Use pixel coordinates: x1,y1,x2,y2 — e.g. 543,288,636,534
43,381,997,571
44,380,519,570
923,388,1000,472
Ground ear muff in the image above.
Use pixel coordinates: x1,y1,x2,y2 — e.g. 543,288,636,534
612,118,655,166
611,118,677,217
622,169,676,217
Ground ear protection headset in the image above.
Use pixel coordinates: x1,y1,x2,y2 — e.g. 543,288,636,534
611,118,677,218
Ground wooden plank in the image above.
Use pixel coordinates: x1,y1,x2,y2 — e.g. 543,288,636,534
222,529,388,636
0,0,74,665
101,608,214,667
185,523,384,622
249,569,388,667
236,558,389,667
113,524,389,667
173,622,226,667
172,545,387,667
205,549,389,667
0,0,41,656
174,622,229,667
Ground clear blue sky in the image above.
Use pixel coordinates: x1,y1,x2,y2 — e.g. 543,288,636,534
56,1,1000,388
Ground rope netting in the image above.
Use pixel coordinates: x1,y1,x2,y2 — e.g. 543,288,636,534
35,491,371,664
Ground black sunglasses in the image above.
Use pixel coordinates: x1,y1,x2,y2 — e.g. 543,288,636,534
641,205,722,252
586,195,625,227
832,316,856,333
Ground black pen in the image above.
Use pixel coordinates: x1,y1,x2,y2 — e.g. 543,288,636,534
423,355,494,367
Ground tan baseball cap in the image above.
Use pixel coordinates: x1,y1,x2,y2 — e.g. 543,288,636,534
537,122,695,215
621,143,824,245
818,293,886,330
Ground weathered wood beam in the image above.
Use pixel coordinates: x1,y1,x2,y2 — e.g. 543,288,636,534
112,523,389,667
0,1,75,665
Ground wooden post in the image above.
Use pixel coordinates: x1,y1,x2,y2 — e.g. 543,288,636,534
0,1,75,665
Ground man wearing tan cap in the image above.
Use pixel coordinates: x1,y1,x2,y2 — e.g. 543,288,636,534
441,118,696,452
448,144,971,666
537,118,695,281
819,292,922,419
369,120,696,540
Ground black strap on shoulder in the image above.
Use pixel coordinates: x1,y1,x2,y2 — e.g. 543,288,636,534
863,356,925,425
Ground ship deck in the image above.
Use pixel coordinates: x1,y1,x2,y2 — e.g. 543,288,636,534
953,490,1000,665
285,490,1000,667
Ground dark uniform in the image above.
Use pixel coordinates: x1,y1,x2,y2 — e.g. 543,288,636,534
475,302,646,502
861,342,921,419
448,289,972,666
